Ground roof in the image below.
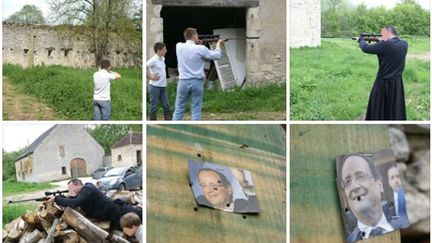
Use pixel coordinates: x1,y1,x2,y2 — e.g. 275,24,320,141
112,132,143,149
15,125,58,161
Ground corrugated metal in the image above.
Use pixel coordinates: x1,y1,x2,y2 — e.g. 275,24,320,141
147,124,286,243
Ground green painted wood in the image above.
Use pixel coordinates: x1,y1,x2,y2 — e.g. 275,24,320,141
147,124,286,243
290,124,401,243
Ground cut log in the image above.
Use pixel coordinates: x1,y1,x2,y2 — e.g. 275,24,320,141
5,228,23,242
44,218,60,243
55,222,69,231
61,207,108,242
107,233,130,243
18,229,45,243
53,229,80,243
45,203,62,218
38,210,55,223
89,220,110,231
22,212,42,231
3,229,7,241
5,216,22,232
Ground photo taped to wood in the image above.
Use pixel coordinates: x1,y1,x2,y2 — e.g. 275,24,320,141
336,149,410,243
188,160,260,213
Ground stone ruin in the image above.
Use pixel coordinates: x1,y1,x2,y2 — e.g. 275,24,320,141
3,22,141,69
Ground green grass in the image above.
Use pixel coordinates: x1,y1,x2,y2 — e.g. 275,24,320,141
290,36,429,120
3,203,39,228
3,64,142,120
147,82,286,115
3,180,57,197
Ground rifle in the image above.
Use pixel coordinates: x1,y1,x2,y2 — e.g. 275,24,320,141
8,189,69,204
198,34,259,44
352,33,382,43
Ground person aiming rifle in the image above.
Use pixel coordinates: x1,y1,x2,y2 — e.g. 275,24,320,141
355,26,408,120
172,28,225,121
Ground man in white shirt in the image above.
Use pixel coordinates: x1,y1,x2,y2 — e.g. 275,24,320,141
340,155,407,243
173,27,224,120
93,59,121,120
147,42,171,120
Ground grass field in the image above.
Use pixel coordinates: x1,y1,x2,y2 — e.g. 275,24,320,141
147,81,286,120
3,64,142,120
3,180,57,197
290,36,429,120
3,203,39,228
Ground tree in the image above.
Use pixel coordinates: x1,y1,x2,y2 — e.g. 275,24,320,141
8,5,45,24
86,124,142,155
3,149,24,182
48,0,141,67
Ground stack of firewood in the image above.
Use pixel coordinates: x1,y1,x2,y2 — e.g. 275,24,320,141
3,190,142,243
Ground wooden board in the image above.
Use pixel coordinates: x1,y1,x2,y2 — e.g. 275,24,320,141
147,124,286,243
290,124,401,243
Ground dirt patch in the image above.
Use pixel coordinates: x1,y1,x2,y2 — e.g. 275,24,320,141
407,52,429,62
3,77,57,120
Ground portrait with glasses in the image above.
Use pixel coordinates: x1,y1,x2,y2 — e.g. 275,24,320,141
336,150,409,243
188,160,260,213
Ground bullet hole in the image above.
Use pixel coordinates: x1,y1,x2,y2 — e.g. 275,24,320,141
226,203,230,207
344,207,350,214
242,215,247,219
357,196,361,202
189,183,192,187
24,49,29,54
197,153,201,157
33,35,36,38
193,207,198,211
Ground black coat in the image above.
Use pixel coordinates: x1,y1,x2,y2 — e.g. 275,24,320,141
359,37,408,120
55,183,142,229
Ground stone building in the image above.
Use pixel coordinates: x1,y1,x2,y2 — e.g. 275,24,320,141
146,0,286,86
111,132,143,168
290,0,321,48
15,125,104,183
3,22,141,68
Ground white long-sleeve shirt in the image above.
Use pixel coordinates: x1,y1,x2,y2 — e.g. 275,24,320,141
176,40,221,79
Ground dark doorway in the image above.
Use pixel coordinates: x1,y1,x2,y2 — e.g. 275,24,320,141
160,7,246,68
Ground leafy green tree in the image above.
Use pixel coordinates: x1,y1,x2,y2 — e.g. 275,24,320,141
86,124,142,155
48,0,141,67
8,5,45,24
3,149,24,182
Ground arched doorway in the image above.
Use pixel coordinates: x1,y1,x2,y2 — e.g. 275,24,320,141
70,158,87,177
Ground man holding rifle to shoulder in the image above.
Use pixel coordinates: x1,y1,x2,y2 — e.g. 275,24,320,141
172,27,225,121
356,25,408,120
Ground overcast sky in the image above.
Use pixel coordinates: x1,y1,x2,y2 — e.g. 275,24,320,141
2,124,55,152
2,0,50,20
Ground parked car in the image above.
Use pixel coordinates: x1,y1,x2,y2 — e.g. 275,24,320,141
99,166,142,191
92,166,113,179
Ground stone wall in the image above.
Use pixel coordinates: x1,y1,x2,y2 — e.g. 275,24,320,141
146,0,286,86
3,22,141,68
389,125,430,237
290,0,321,48
111,144,143,168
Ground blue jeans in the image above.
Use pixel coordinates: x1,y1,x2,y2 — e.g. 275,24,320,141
149,85,170,113
172,78,204,120
94,100,111,120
